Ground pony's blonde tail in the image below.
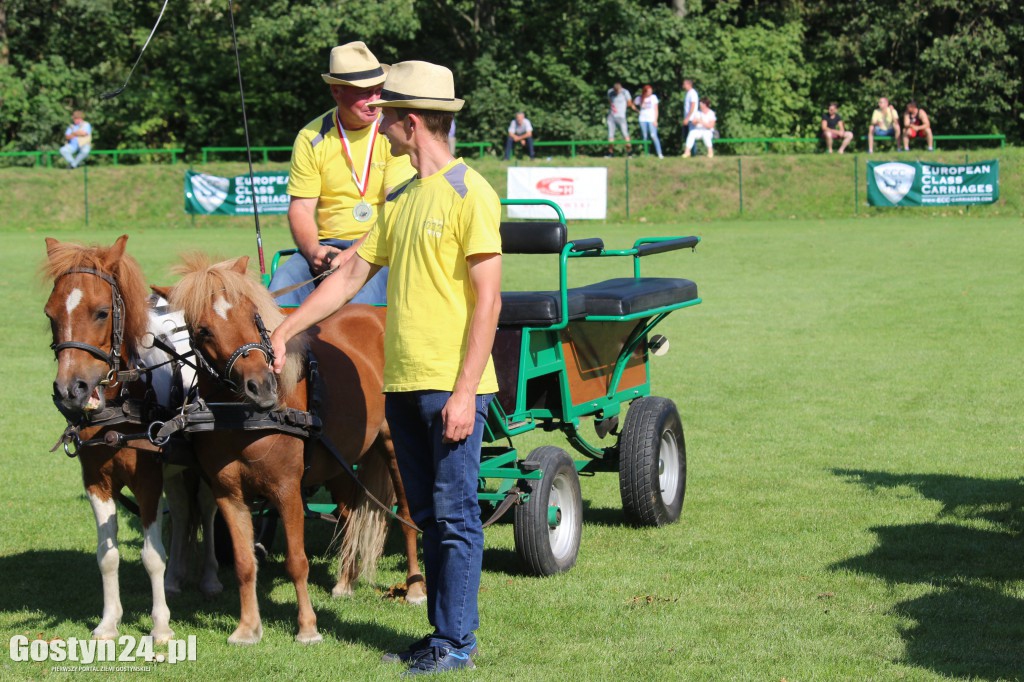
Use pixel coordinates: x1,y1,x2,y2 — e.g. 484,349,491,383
338,439,395,586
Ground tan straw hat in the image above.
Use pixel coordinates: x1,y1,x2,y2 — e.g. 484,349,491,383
321,41,388,87
369,61,464,112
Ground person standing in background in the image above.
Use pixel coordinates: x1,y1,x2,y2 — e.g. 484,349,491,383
59,110,93,169
681,79,699,156
606,82,637,157
634,85,663,159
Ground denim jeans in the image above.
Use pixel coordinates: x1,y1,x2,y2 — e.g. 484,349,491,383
504,136,534,160
267,238,388,307
639,121,663,157
384,390,493,650
59,143,91,168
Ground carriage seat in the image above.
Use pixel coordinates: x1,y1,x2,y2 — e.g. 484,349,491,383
576,277,698,316
499,290,586,327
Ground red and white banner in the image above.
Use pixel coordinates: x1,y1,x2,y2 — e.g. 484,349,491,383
506,167,608,219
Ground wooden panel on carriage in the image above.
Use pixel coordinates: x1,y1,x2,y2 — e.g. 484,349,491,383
560,320,647,405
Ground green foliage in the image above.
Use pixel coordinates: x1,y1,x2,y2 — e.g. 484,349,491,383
0,0,1021,152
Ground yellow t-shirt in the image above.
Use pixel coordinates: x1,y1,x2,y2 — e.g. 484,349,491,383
871,107,897,130
288,109,414,240
358,159,502,394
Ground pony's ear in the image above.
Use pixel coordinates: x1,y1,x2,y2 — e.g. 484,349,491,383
150,284,174,301
45,237,60,257
231,256,250,274
103,235,129,268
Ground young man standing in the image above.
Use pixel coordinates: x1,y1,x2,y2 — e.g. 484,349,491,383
269,60,502,676
681,79,699,156
606,82,638,156
868,96,901,153
270,41,413,306
821,102,854,154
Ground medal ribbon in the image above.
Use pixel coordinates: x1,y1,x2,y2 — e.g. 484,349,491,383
336,112,379,199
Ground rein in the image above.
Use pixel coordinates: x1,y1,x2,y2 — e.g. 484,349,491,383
189,311,276,392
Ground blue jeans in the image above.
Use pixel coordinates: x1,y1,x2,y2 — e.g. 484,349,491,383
60,143,91,168
268,238,388,307
639,121,663,157
504,136,534,160
384,390,493,650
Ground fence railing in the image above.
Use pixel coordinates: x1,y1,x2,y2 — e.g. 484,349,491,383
0,149,185,166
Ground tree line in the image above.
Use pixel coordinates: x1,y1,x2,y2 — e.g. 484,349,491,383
1,0,1020,157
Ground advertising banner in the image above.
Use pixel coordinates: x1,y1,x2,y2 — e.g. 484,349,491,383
184,170,291,215
507,167,607,219
867,160,999,207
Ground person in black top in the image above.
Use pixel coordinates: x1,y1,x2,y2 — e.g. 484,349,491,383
821,102,853,153
901,101,934,151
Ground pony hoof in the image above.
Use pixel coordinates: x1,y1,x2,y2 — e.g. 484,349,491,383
296,631,323,645
331,584,354,599
151,628,175,645
91,626,119,640
227,625,263,646
164,583,182,598
200,580,224,599
406,590,427,606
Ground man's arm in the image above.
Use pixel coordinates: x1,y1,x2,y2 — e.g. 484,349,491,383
269,253,380,373
821,118,829,134
441,252,502,442
684,99,696,123
288,196,338,275
918,110,930,129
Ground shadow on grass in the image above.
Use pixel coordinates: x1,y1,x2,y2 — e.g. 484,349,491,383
832,469,1024,680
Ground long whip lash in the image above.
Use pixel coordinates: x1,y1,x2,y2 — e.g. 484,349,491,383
100,0,172,100
227,0,267,277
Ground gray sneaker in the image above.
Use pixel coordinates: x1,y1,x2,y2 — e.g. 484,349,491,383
382,637,478,665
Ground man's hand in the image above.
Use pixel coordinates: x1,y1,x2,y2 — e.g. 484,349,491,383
306,244,342,275
269,328,289,374
441,390,477,443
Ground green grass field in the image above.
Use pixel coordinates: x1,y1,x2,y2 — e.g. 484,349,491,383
2,213,1023,680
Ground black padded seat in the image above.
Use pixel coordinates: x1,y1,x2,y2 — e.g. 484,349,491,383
576,277,698,317
499,290,586,327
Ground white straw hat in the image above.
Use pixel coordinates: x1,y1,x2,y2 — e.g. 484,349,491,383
369,61,464,112
321,41,388,87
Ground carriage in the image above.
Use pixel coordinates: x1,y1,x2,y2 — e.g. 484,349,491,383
273,198,702,576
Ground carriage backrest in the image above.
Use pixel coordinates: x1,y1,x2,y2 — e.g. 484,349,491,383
499,222,566,255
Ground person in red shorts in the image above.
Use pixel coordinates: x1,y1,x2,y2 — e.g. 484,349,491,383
902,100,934,151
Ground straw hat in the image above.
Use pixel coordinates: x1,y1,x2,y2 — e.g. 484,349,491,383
369,61,464,112
321,41,388,87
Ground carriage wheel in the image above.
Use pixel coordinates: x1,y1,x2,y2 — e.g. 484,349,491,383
618,397,686,527
513,446,583,576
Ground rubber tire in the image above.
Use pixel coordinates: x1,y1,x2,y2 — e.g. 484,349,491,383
513,446,583,576
618,397,686,527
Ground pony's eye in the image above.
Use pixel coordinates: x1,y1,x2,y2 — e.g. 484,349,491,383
196,327,211,339
95,308,110,321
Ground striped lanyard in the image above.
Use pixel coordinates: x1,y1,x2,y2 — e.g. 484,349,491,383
335,112,379,199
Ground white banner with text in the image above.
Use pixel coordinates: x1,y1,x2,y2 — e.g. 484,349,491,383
506,167,608,219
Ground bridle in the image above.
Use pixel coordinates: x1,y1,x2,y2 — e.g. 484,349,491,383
190,310,276,392
50,268,133,386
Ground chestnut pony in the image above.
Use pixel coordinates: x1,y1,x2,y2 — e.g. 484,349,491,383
41,235,222,644
159,254,424,645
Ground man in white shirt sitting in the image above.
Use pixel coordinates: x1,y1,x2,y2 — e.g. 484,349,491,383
683,98,716,158
503,112,535,160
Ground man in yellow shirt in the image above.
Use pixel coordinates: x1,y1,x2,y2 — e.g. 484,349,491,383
868,96,902,153
270,61,502,676
270,41,413,306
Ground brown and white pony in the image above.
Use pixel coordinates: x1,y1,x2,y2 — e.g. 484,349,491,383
157,254,424,645
42,235,221,644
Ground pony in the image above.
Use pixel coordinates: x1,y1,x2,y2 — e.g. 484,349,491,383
41,235,221,644
156,253,424,645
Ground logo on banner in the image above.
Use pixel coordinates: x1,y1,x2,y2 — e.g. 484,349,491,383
536,177,575,196
873,163,916,204
190,174,230,212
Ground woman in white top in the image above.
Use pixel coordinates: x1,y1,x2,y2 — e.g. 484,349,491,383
683,98,716,158
633,85,664,158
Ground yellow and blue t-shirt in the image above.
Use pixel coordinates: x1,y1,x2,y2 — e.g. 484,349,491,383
358,159,502,394
288,109,413,240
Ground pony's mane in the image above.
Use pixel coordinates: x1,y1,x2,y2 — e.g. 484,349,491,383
169,252,305,396
40,239,151,358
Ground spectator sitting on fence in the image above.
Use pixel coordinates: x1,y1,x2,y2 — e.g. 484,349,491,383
901,101,934,152
683,98,716,158
634,85,664,159
504,112,535,160
821,102,853,154
868,96,901,153
59,110,93,169
606,82,638,157
269,41,413,307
